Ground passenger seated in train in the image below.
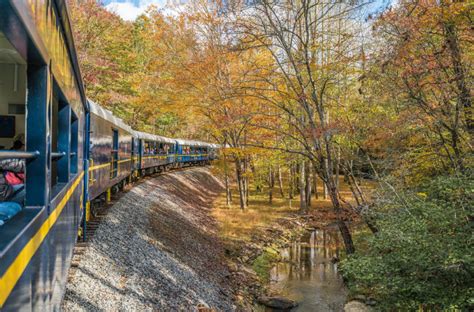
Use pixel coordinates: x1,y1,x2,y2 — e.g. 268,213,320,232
0,146,25,226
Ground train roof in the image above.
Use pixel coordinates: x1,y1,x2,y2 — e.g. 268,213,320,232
175,139,213,147
88,99,133,133
134,131,175,144
87,101,219,148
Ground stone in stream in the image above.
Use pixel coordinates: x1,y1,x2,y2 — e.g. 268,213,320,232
258,296,298,310
344,300,372,312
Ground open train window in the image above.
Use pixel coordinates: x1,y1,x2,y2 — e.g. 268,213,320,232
50,81,77,197
0,31,28,232
145,140,153,155
110,129,118,178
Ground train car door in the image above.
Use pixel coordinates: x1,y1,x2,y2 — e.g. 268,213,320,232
110,129,118,178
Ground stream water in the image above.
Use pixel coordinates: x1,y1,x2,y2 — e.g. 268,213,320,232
267,227,348,311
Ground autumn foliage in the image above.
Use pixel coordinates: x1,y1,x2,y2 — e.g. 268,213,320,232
68,0,472,309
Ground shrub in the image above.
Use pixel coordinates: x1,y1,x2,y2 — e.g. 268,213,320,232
340,174,473,310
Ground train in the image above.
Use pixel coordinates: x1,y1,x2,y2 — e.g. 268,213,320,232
0,1,218,310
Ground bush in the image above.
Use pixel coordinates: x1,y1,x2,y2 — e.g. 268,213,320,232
340,174,473,310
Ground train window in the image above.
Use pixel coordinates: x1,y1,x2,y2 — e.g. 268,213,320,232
50,83,74,196
111,129,118,178
145,141,153,155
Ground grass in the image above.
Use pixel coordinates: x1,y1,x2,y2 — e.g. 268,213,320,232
252,247,280,281
212,191,297,241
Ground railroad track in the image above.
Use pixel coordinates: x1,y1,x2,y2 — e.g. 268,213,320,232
67,203,112,282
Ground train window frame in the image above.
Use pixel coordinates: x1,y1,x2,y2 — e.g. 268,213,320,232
0,34,48,247
50,81,76,199
110,129,119,179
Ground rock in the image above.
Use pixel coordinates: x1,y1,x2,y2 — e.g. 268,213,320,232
330,256,340,263
241,266,258,277
258,296,298,310
365,298,377,306
344,300,372,312
241,255,250,263
228,263,239,272
352,294,367,302
196,303,214,312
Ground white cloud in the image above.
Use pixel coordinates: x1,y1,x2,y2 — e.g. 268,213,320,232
105,0,166,21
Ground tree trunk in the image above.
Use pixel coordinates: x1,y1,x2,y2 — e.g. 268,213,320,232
235,158,247,210
288,164,294,199
323,181,328,199
223,152,232,206
305,164,312,209
322,149,355,254
327,183,355,254
335,146,341,191
299,161,307,213
295,163,300,193
244,156,250,207
278,165,284,198
444,19,473,136
268,165,274,204
344,166,379,234
313,170,319,199
323,158,328,199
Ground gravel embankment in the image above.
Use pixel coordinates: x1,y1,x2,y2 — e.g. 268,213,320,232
62,167,235,312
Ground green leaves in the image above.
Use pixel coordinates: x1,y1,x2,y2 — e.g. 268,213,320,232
341,174,474,310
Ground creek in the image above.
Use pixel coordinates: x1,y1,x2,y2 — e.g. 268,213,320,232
267,227,348,311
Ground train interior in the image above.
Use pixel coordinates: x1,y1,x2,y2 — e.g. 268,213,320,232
0,31,27,226
0,32,26,151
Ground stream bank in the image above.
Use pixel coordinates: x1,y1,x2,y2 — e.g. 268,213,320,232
220,209,361,311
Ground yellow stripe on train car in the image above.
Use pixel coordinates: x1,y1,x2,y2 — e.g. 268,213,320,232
0,172,85,307
89,159,131,171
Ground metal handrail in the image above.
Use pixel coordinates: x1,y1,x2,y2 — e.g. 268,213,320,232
0,150,39,160
51,152,66,159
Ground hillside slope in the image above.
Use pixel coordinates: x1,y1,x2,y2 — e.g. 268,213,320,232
62,167,234,311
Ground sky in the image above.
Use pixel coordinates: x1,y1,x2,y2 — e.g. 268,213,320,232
102,0,392,22
102,0,168,21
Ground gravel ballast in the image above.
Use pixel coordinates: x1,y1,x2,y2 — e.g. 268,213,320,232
62,167,235,311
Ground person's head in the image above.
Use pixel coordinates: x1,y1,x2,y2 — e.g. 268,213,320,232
11,140,24,151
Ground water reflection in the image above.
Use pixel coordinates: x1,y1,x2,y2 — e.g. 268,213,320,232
268,228,348,312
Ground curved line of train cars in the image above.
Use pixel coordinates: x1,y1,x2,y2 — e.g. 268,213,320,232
0,1,219,310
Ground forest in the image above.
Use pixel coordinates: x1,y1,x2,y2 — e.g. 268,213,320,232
68,0,472,310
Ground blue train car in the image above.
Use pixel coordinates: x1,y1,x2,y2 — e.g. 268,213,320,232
135,131,176,175
175,139,212,165
0,1,87,310
0,1,219,310
86,100,134,205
